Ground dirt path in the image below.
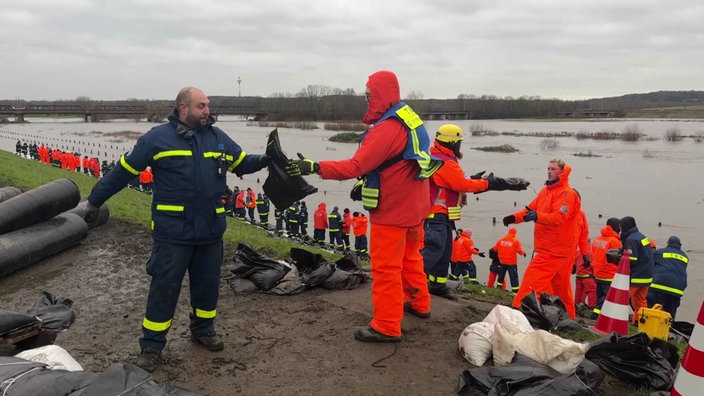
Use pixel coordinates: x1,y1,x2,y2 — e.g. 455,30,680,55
0,219,634,395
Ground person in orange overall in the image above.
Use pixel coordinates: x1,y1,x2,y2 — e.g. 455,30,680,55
285,70,443,342
246,188,257,222
573,204,594,313
503,158,581,319
591,218,622,318
139,167,154,192
313,202,328,246
493,227,526,293
341,208,352,251
450,229,483,283
352,211,369,257
234,189,246,220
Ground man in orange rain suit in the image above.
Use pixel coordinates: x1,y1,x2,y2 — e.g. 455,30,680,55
493,227,526,293
285,70,443,342
591,218,622,318
313,202,328,245
139,167,154,192
234,189,246,220
450,229,483,283
422,124,530,300
352,211,369,257
503,158,581,319
573,206,594,312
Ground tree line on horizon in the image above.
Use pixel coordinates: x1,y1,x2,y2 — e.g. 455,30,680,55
2,88,704,121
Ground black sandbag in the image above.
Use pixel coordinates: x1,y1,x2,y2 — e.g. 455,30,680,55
262,129,318,210
585,332,676,391
0,357,97,395
0,310,40,335
289,247,335,287
0,186,22,203
0,178,81,235
75,362,203,396
519,291,580,331
26,292,75,332
0,212,89,279
228,243,290,291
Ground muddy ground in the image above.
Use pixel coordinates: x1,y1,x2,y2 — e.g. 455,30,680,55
0,218,634,395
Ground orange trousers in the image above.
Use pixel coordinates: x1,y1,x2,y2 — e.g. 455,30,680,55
512,252,576,319
369,222,430,337
629,286,649,324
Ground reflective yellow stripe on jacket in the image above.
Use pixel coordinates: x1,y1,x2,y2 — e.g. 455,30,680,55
663,252,688,264
650,283,684,296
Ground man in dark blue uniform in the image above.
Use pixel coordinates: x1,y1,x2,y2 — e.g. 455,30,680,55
84,87,269,372
647,235,689,319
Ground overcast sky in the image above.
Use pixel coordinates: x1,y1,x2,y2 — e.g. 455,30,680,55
2,0,702,101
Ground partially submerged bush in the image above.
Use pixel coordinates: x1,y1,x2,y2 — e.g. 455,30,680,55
622,123,642,142
540,138,560,151
472,144,519,153
693,131,704,143
573,150,601,157
664,127,683,142
329,132,362,143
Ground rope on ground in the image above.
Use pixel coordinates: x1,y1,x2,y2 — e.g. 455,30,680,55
371,343,398,368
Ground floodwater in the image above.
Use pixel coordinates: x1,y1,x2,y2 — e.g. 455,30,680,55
1,117,703,322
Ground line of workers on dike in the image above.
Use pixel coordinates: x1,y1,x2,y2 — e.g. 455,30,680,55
15,139,115,178
219,186,371,258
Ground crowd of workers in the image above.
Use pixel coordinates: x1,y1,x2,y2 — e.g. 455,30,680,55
70,76,689,373
15,139,113,178
219,186,370,258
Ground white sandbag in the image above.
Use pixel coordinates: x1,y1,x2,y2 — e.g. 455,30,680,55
458,321,494,366
492,323,588,374
482,304,533,333
15,344,83,371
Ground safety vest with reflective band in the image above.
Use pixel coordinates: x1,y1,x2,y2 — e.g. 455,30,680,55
359,102,443,210
650,246,689,297
87,109,264,245
328,211,342,232
621,227,654,286
427,150,463,220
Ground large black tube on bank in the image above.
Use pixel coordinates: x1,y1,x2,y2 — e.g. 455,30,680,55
0,178,80,235
0,212,88,279
0,187,22,203
64,200,110,229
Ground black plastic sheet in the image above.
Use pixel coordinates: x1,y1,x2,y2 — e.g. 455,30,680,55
262,129,318,210
585,332,677,391
519,291,581,331
458,353,604,396
228,243,290,291
289,247,335,288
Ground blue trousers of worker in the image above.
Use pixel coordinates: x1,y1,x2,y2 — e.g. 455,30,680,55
420,214,453,290
300,223,308,237
140,239,223,351
355,235,368,253
451,260,477,281
275,218,284,235
329,230,343,249
646,289,681,320
342,232,351,250
313,228,326,243
497,264,520,292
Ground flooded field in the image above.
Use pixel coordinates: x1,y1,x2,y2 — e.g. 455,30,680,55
1,117,703,322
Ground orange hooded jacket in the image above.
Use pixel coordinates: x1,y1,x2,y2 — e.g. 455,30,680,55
314,203,328,229
493,228,526,265
428,143,488,218
352,214,368,237
591,225,622,281
511,165,580,258
451,231,479,262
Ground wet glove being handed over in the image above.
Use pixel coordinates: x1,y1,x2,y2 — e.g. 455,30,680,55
285,153,319,176
477,252,486,258
483,172,531,192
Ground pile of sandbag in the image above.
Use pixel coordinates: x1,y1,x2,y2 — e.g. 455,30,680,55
225,243,370,295
0,178,109,279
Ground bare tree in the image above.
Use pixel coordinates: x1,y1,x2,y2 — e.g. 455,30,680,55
405,90,425,100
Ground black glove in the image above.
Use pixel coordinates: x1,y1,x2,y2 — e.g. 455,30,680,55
83,201,99,223
522,253,527,257
485,172,531,191
572,263,577,275
582,255,591,268
502,215,516,227
477,252,486,258
469,170,486,180
285,153,319,176
524,206,537,222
